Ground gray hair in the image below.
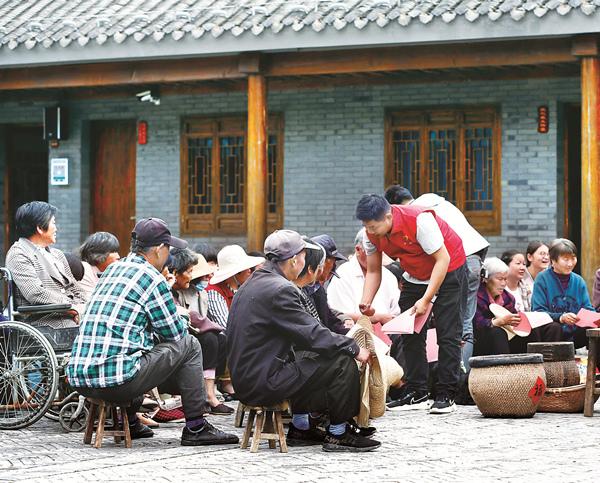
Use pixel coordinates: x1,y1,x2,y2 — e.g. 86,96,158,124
130,238,155,255
354,228,366,247
483,257,509,279
79,232,120,266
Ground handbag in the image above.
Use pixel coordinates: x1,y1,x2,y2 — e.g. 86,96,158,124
188,311,223,335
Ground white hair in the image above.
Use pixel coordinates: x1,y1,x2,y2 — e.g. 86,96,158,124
354,228,366,247
483,257,509,278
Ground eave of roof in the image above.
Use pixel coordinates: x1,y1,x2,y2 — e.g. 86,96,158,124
0,10,599,69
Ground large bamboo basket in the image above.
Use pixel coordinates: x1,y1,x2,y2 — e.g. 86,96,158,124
469,354,546,418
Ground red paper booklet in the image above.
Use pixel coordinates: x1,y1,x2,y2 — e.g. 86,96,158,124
382,302,433,335
575,308,600,328
489,304,553,339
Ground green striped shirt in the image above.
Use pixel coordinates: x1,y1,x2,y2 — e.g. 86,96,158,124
66,254,186,388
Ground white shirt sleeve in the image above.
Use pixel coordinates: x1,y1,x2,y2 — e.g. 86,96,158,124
362,236,378,256
416,212,444,255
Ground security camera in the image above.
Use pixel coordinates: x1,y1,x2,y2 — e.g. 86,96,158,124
136,88,160,106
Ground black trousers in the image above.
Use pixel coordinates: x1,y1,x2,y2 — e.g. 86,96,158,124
474,321,563,357
195,331,227,375
400,263,467,398
290,352,360,425
76,334,209,421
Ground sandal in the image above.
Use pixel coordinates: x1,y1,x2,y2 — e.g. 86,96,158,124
138,413,160,428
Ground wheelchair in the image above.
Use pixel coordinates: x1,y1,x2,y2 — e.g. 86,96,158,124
0,267,88,431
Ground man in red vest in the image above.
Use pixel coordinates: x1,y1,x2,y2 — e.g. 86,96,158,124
355,194,467,414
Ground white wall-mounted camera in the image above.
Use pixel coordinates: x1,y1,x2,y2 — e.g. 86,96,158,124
136,89,160,106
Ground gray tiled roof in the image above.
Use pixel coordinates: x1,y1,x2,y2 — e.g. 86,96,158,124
0,0,598,51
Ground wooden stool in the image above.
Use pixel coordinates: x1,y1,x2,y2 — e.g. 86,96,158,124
235,401,291,428
83,398,132,448
240,402,288,453
584,328,600,417
234,402,248,428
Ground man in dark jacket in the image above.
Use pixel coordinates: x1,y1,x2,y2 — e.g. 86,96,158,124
227,230,380,452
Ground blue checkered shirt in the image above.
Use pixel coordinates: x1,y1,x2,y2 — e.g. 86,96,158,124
66,254,187,388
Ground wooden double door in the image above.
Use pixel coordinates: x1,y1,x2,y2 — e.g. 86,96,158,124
90,121,136,253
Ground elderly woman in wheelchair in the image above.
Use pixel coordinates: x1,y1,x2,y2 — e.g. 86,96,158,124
1,201,87,430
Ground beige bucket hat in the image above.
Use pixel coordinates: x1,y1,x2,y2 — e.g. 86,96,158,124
209,245,265,285
349,316,403,426
190,253,215,280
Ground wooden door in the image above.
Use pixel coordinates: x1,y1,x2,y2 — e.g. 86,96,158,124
4,125,48,250
90,121,136,253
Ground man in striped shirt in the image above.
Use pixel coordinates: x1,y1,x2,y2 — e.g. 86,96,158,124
67,218,238,446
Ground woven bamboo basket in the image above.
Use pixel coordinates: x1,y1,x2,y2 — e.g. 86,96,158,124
469,354,546,418
538,383,600,413
527,342,579,388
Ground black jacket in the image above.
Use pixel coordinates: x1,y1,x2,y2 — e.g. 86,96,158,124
227,261,359,406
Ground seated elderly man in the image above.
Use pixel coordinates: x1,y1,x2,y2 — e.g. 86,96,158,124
66,218,237,446
227,230,380,452
6,201,86,328
328,228,400,325
304,234,353,334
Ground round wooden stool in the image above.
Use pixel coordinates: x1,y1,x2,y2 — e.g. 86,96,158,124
83,398,132,448
240,402,288,453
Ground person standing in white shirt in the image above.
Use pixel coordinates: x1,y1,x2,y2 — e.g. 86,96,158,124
327,228,400,324
384,186,489,372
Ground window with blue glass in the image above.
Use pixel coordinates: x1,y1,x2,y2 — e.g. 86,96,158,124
386,108,501,234
181,115,284,235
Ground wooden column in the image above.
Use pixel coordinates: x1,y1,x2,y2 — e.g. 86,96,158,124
246,73,268,251
581,56,600,287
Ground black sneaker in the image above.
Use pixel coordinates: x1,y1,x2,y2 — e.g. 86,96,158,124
129,420,154,439
287,423,326,446
347,420,377,437
322,429,381,452
429,396,456,414
386,390,429,411
181,422,239,446
209,403,235,415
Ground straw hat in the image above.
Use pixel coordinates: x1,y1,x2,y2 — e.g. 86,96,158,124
348,316,403,426
209,245,265,285
190,253,215,281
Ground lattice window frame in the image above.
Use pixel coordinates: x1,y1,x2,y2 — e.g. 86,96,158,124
181,114,284,236
385,106,501,235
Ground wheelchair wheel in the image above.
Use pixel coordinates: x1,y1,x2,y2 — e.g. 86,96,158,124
0,322,59,429
59,401,88,432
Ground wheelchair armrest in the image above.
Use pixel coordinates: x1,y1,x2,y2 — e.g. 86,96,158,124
17,303,73,314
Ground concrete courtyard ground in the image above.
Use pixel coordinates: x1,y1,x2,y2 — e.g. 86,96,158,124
1,400,599,483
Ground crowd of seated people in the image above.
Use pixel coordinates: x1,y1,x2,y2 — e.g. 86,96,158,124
4,194,600,452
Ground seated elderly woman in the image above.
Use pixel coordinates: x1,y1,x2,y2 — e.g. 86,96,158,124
532,238,596,348
168,248,232,415
227,229,380,452
473,257,539,356
78,231,121,299
206,245,265,399
5,201,86,328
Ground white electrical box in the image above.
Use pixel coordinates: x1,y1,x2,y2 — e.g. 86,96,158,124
50,158,69,185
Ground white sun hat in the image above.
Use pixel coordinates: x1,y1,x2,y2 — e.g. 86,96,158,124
209,245,265,285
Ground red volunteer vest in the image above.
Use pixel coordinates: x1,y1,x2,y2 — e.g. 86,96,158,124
205,282,235,308
367,204,465,280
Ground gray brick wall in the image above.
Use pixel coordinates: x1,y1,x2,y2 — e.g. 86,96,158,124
0,76,580,261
